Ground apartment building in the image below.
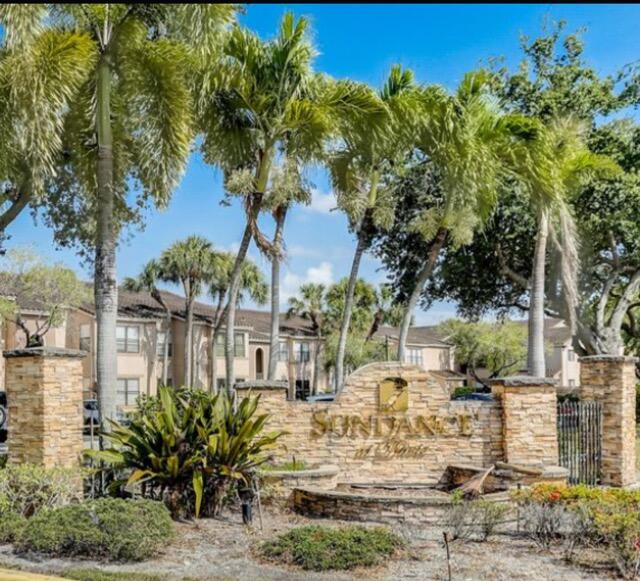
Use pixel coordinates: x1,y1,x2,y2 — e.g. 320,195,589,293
0,287,460,414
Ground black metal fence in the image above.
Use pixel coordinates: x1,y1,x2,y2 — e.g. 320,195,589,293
557,400,603,485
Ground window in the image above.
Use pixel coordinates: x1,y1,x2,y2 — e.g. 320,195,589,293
234,333,246,358
568,379,576,388
156,331,172,357
277,341,289,362
404,348,423,366
214,333,245,357
294,342,310,363
568,350,576,362
116,325,139,353
79,324,91,352
215,334,224,357
116,378,140,407
216,378,226,392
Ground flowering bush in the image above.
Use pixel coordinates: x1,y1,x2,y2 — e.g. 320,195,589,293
513,483,640,576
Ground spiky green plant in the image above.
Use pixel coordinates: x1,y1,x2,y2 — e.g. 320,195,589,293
88,386,282,518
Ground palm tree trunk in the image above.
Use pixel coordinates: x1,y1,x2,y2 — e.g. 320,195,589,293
312,335,321,395
528,209,549,377
209,293,224,393
397,227,448,362
225,223,253,394
184,292,193,387
95,53,118,424
334,230,368,391
268,205,287,380
163,310,171,386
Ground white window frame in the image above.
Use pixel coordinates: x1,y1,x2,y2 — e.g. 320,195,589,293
277,341,289,362
294,342,310,363
117,377,140,407
79,324,91,352
117,325,140,353
405,348,423,366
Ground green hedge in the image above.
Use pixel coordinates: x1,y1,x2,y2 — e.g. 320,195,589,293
261,525,403,571
17,498,174,561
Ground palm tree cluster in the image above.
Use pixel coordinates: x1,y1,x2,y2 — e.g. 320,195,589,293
123,236,267,392
0,4,621,416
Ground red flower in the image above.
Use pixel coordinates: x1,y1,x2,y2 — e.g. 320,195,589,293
634,538,640,552
548,491,562,503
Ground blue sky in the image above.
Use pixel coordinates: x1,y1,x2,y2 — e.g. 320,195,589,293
8,4,640,323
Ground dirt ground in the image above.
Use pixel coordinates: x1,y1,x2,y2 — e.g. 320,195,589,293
0,508,616,580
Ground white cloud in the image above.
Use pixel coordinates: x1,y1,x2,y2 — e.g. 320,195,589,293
304,189,337,214
281,261,334,305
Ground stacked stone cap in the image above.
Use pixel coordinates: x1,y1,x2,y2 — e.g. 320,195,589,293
578,354,639,363
235,380,288,391
489,375,557,387
3,346,87,359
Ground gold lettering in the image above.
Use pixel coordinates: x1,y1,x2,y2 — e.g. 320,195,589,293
310,410,330,437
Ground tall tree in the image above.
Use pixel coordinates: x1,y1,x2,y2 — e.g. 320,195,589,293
437,318,527,387
329,65,420,390
207,252,268,392
122,260,172,386
0,5,95,242
507,117,618,376
264,161,311,381
393,72,510,361
9,4,236,421
287,283,328,394
159,236,216,387
197,12,378,392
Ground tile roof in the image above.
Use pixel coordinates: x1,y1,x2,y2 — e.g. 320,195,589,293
80,287,317,338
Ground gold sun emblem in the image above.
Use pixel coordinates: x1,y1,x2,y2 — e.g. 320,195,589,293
379,377,409,412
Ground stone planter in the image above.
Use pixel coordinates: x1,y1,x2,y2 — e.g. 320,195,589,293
293,485,512,526
259,464,339,502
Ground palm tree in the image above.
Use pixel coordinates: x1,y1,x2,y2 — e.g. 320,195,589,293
265,160,311,381
122,260,172,386
329,65,421,390
208,252,268,392
288,283,328,395
5,5,236,421
396,71,510,361
366,284,404,341
508,117,619,375
197,12,379,392
0,6,95,237
159,236,217,387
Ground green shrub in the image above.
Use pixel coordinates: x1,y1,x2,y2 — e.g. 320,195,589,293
0,464,82,518
442,496,509,541
88,387,284,519
452,386,475,400
594,510,640,579
17,498,174,561
261,525,403,571
469,500,509,541
0,511,27,543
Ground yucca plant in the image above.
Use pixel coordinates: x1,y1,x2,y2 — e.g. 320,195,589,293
87,386,282,519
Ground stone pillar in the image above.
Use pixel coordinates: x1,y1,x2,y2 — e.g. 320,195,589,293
579,355,637,487
490,376,559,468
235,380,289,412
4,347,86,468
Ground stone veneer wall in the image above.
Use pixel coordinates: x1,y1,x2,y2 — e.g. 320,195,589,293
579,355,637,487
4,347,85,468
238,363,504,484
490,377,559,468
